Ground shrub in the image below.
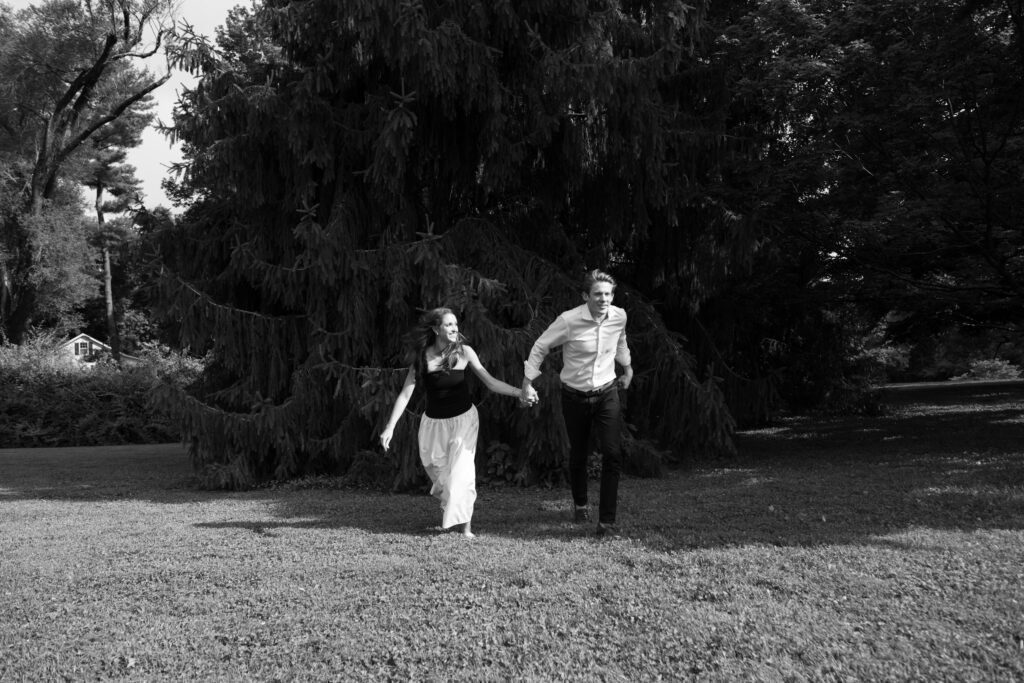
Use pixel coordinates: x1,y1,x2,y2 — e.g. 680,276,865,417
0,335,202,447
950,358,1022,382
853,342,911,383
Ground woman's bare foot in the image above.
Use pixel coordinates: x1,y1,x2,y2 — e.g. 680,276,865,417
461,522,475,539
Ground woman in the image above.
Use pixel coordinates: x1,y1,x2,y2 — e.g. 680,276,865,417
380,308,531,538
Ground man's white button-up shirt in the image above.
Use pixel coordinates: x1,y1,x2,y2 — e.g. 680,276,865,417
524,304,631,392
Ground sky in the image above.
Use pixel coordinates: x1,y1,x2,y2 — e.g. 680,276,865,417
131,0,241,210
9,0,241,210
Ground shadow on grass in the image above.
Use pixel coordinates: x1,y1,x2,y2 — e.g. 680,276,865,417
2,383,1023,550
191,499,464,537
617,453,1024,553
0,443,213,503
617,383,1024,551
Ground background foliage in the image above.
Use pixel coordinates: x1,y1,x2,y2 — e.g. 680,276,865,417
0,0,176,343
0,333,202,447
691,0,1024,402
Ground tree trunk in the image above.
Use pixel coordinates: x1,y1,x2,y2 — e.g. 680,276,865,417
95,185,120,361
0,253,12,342
103,245,120,360
5,290,35,345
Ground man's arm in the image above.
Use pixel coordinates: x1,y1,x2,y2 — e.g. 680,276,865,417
617,364,633,390
521,316,569,403
615,313,633,389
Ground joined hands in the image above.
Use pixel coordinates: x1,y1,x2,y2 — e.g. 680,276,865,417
519,385,540,408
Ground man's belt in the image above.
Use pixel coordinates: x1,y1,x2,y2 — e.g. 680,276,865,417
561,379,617,397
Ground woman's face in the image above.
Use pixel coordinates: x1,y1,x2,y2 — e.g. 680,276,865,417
435,313,460,344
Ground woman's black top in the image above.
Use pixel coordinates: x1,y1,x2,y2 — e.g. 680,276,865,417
423,369,473,419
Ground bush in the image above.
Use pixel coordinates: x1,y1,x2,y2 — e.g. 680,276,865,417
853,341,911,384
950,358,1022,382
0,335,202,447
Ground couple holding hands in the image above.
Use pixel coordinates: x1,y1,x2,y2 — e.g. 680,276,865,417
380,270,633,539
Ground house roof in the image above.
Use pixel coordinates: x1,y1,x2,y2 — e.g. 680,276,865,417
59,333,110,350
58,333,142,362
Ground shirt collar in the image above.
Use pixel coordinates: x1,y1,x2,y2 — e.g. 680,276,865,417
577,303,615,324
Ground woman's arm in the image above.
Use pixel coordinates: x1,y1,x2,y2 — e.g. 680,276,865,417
380,367,416,452
463,346,524,399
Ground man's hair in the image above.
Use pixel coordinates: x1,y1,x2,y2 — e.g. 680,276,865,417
582,269,616,293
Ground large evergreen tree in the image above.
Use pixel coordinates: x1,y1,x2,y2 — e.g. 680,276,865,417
154,0,739,489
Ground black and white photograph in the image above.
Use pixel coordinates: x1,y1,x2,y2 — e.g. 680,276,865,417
2,0,1023,680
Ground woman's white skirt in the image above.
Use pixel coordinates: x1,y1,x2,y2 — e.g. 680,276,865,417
417,405,478,529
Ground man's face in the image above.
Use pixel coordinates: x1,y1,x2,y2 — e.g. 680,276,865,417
583,281,614,318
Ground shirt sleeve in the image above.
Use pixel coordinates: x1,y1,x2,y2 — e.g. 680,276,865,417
615,313,631,368
524,316,569,380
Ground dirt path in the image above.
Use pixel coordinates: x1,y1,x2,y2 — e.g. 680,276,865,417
878,378,1024,405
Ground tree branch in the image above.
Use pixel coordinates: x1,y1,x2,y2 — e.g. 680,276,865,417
52,33,118,121
114,25,168,62
52,72,171,177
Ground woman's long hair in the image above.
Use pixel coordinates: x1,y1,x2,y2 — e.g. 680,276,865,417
407,307,466,384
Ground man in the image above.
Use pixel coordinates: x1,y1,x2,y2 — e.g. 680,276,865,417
522,269,633,536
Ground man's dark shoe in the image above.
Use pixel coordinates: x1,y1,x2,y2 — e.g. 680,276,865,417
573,506,590,523
595,523,620,538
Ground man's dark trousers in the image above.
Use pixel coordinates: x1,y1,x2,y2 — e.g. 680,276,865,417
561,384,622,524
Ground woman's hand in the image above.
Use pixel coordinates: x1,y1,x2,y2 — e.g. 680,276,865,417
380,427,394,452
519,386,539,407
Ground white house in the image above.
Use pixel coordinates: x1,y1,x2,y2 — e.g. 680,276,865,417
58,333,140,363
59,333,109,360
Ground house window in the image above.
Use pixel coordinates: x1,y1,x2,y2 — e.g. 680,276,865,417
75,342,90,356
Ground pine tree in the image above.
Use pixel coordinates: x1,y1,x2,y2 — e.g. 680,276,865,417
154,0,737,489
83,94,155,360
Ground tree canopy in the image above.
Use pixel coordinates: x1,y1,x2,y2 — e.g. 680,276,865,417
680,0,1024,403
0,0,176,342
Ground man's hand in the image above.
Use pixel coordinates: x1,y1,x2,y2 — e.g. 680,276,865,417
520,380,539,407
617,368,633,391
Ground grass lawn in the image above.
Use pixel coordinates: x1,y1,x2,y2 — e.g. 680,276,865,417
2,384,1023,681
